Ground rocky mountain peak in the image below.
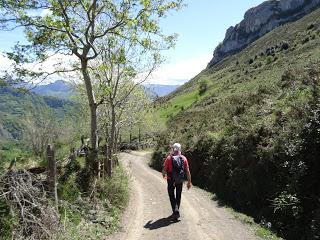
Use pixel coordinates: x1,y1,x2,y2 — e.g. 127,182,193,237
208,0,320,67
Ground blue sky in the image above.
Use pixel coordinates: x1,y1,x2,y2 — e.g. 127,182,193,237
0,0,266,85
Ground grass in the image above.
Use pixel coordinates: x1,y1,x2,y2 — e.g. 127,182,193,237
55,160,129,240
154,8,320,144
155,87,211,124
226,207,283,240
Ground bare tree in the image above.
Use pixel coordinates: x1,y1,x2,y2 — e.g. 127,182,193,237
22,107,58,157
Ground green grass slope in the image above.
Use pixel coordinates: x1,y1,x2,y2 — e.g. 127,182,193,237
153,8,320,239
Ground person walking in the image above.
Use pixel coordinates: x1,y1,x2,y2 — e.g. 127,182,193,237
162,143,192,220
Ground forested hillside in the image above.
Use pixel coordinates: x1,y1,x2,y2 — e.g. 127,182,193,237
0,86,74,141
152,8,320,239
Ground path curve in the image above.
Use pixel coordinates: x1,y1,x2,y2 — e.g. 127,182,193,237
106,151,259,240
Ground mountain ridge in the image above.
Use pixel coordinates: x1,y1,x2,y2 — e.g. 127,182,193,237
208,0,320,67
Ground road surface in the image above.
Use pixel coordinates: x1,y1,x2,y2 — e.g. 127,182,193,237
107,151,259,240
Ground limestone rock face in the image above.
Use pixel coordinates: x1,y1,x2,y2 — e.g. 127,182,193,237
208,0,320,67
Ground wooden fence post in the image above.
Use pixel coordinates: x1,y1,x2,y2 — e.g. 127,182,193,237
47,144,58,205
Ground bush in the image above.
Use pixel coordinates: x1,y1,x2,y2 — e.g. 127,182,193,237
96,166,129,209
307,23,315,30
302,37,310,44
280,69,296,88
280,41,289,51
0,199,16,239
266,56,273,64
58,173,81,203
198,80,208,96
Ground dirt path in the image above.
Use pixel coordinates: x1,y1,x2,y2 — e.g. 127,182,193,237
107,151,259,240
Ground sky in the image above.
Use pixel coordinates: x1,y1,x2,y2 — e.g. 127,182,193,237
0,0,266,85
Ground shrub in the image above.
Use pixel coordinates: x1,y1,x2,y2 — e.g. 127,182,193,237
58,173,80,203
266,56,273,64
302,37,310,44
0,199,16,240
198,80,208,96
96,166,129,209
280,69,296,88
307,23,315,30
280,41,289,51
265,48,274,56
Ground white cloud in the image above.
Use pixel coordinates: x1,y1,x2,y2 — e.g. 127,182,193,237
146,54,212,85
0,51,77,84
0,53,14,72
1,50,212,87
40,9,52,17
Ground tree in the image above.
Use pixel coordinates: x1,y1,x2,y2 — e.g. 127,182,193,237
94,35,154,176
0,0,183,176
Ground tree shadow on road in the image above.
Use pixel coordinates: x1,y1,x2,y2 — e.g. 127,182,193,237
144,216,180,230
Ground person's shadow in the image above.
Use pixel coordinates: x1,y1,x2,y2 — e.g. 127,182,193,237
144,216,180,230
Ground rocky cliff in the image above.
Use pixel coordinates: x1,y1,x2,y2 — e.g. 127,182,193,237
208,0,320,67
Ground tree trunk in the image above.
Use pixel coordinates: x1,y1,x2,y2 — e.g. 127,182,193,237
46,144,58,205
138,126,141,143
106,105,116,177
114,127,120,153
81,59,99,175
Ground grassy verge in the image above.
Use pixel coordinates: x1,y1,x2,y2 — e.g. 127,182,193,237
226,207,283,240
56,164,129,239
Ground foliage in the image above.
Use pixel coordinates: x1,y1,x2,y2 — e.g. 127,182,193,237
0,199,17,240
96,165,129,209
198,79,208,95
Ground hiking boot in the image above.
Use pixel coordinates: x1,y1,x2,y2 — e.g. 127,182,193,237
168,213,176,220
173,210,180,220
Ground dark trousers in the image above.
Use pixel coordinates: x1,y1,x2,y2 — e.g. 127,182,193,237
167,180,183,213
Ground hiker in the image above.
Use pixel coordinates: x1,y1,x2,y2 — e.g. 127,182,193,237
162,143,192,219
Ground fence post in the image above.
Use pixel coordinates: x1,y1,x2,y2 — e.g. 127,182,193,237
47,144,58,205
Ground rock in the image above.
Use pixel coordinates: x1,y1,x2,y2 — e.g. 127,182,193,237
208,0,320,67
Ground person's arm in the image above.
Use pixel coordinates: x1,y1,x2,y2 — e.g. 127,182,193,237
162,157,168,178
186,167,192,189
162,167,167,178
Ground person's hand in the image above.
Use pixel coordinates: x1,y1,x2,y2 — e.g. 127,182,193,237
187,181,192,190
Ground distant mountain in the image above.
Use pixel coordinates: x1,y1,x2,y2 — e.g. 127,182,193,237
31,80,73,99
143,84,181,98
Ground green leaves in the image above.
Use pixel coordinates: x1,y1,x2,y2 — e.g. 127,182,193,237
141,0,151,8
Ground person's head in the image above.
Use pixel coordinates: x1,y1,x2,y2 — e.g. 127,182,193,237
172,143,181,154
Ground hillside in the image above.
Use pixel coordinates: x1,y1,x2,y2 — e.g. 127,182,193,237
0,86,75,141
152,7,320,240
